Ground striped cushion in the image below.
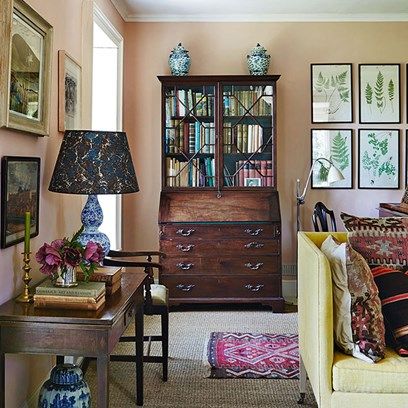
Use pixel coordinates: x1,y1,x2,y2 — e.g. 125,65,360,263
371,266,408,354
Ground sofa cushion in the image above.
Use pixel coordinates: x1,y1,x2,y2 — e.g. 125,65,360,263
371,266,408,354
340,212,408,268
333,348,408,393
321,235,385,362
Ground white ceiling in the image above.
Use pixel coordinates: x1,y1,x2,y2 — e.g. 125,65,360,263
111,0,408,22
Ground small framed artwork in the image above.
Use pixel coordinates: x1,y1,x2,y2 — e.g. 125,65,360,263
58,50,82,132
311,64,353,123
0,0,53,136
311,129,353,189
359,64,400,124
244,177,262,187
1,156,40,248
358,129,399,189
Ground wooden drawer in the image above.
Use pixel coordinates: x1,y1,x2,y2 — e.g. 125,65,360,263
161,275,281,298
160,238,279,257
161,256,279,275
160,223,280,240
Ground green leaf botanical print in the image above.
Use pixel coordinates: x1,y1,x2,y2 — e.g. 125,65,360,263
365,83,373,111
313,69,350,117
388,79,395,112
318,162,329,182
362,132,396,184
330,132,349,171
374,71,385,112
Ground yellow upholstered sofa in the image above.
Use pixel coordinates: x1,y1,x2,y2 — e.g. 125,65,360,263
298,231,408,408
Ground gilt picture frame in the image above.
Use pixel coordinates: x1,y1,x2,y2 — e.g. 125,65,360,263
359,64,401,124
311,63,353,123
311,129,353,189
1,156,40,248
58,50,82,132
358,129,400,189
0,0,53,136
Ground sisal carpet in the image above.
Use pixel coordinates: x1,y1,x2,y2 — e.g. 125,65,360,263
205,332,299,379
84,311,317,407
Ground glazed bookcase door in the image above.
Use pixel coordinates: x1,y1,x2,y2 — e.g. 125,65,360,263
221,83,275,188
163,83,216,188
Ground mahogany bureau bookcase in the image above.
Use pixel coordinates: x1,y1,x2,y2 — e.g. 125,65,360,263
0,273,146,408
158,75,284,312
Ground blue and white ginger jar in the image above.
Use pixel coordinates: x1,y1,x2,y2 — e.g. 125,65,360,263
38,364,91,408
247,43,270,75
168,43,191,76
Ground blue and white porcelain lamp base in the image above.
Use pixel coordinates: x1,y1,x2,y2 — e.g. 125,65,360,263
77,194,110,256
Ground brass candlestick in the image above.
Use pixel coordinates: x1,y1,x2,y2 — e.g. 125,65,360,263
16,252,34,303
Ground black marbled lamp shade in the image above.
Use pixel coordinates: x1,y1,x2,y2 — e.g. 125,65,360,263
49,130,139,194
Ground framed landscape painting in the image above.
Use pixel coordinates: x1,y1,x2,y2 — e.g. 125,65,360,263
358,129,399,189
1,156,40,248
58,50,82,132
311,129,353,189
359,64,400,124
311,64,353,123
0,0,53,136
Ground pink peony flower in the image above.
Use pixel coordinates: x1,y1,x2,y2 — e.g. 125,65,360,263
35,243,63,276
50,239,65,250
64,247,82,267
84,241,104,263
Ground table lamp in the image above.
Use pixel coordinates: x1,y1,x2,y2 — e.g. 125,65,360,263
296,157,344,231
49,130,139,255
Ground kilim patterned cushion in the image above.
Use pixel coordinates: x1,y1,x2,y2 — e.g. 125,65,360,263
340,212,408,268
371,266,408,356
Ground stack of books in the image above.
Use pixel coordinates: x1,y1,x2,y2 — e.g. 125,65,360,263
34,280,106,311
77,266,122,295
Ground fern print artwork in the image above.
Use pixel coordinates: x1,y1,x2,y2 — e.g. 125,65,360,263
311,129,352,189
359,64,400,123
311,64,352,123
358,129,399,189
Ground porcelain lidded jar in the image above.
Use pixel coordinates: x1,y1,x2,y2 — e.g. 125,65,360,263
247,43,270,75
38,363,91,407
168,43,191,76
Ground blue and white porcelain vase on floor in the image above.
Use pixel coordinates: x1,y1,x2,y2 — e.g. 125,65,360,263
38,364,91,408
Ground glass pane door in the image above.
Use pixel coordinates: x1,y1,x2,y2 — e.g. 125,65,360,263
222,84,274,188
164,84,216,188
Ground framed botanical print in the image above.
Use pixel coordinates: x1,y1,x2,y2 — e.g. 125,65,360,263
311,129,353,189
0,0,53,136
1,156,40,248
359,64,400,124
358,129,399,189
58,50,82,132
311,64,353,123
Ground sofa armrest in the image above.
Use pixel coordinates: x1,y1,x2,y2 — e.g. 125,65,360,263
298,232,347,408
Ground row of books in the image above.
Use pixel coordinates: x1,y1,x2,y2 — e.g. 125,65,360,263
166,157,215,187
223,123,266,153
166,90,214,118
223,89,272,116
33,266,122,310
165,120,215,154
231,160,274,187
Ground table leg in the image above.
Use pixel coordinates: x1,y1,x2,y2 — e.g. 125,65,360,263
0,353,4,408
97,354,109,408
135,303,144,406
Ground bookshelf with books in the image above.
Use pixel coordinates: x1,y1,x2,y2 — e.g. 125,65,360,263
158,75,283,311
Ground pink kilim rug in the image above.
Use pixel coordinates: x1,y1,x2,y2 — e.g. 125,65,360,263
205,332,299,379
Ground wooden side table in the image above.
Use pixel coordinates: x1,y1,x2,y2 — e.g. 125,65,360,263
378,202,408,217
0,272,147,408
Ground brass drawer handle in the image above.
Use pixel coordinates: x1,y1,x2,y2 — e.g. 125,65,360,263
244,242,264,249
176,244,195,252
176,262,194,270
176,228,195,236
176,284,195,292
244,228,263,236
245,262,264,270
245,284,264,292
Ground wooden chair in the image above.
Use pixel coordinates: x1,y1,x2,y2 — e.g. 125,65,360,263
103,250,169,381
312,201,337,232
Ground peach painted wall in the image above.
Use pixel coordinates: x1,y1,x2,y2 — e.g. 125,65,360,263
123,21,408,265
0,0,124,406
